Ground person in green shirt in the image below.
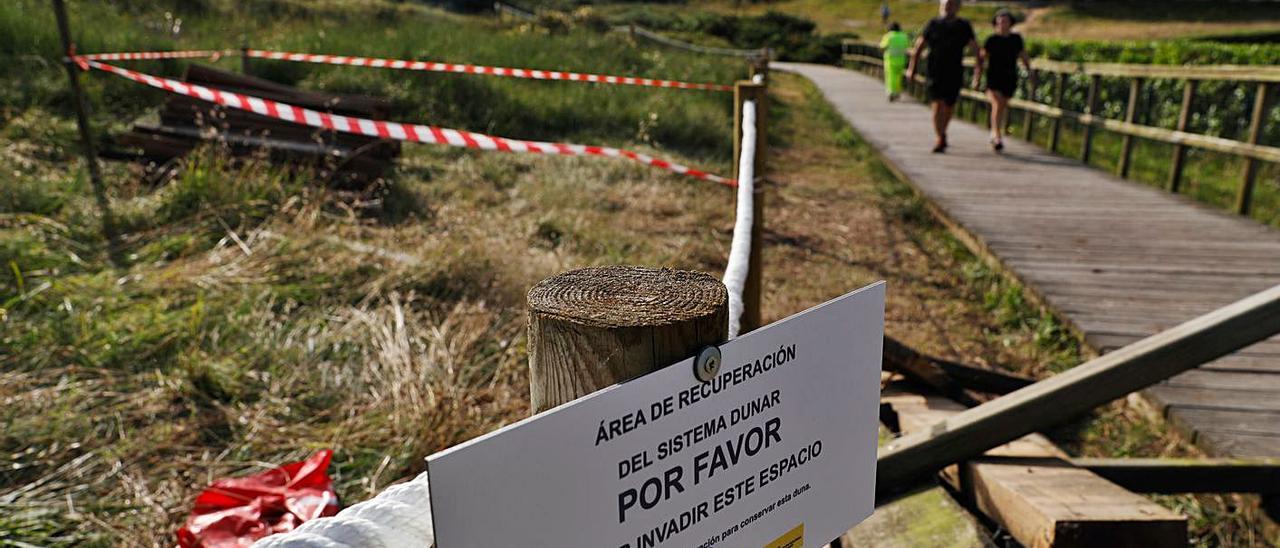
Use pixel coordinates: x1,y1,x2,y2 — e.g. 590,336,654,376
879,22,910,101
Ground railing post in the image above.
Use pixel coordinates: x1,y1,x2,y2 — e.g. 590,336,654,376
1049,72,1067,153
1237,82,1273,215
1022,69,1037,143
1168,80,1198,193
1081,74,1101,164
734,80,767,334
51,0,121,266
526,266,728,413
1118,77,1143,179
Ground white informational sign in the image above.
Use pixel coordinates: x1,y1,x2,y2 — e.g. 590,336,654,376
427,282,885,548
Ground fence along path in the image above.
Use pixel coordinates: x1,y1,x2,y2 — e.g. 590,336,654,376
777,62,1280,458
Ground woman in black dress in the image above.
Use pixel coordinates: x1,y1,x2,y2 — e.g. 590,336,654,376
982,10,1031,151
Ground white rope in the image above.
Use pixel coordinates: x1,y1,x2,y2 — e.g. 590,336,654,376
724,99,757,339
251,83,757,548
252,472,435,548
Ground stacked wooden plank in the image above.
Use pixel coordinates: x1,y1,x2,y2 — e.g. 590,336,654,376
875,380,1187,548
110,64,399,187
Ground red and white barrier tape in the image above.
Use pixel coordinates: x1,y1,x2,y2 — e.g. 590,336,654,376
80,49,228,62
245,49,733,92
78,58,733,186
74,47,732,92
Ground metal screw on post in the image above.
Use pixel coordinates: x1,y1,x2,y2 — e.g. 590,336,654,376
693,346,722,383
51,0,123,266
526,266,728,413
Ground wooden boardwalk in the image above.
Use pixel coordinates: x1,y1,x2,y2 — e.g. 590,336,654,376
778,62,1280,457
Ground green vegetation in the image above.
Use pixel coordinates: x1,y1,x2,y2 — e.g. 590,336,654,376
1,0,744,543
1022,1,1280,42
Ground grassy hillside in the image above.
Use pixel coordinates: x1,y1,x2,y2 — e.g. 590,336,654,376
1022,1,1280,42
595,0,1280,42
1,0,743,543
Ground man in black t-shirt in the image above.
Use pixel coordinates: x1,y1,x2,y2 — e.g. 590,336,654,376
907,0,983,153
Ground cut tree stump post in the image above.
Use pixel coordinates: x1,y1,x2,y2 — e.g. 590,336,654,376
526,266,728,412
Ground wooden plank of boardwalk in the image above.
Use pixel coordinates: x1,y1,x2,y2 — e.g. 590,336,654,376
777,62,1280,457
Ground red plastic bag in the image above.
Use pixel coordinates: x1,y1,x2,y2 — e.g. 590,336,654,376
177,449,340,548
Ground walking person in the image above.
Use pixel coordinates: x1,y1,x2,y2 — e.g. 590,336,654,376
982,9,1032,152
879,22,910,102
880,2,891,26
908,0,982,153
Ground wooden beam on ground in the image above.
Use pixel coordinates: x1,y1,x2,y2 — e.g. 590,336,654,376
883,383,1188,548
835,424,995,548
1071,457,1280,495
883,336,1034,396
878,284,1280,494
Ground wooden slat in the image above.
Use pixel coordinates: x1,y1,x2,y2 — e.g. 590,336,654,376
1071,457,1280,494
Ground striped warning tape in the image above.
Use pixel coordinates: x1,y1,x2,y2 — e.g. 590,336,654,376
74,47,732,92
80,49,228,62
245,49,733,92
77,58,733,186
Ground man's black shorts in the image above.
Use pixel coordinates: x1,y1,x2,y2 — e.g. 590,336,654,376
927,70,962,106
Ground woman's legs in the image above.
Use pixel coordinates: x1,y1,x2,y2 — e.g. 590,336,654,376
987,89,1009,143
884,60,904,98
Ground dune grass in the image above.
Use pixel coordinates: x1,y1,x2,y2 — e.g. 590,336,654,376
1,0,746,544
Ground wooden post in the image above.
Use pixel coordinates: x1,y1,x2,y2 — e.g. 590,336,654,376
1237,82,1272,215
1118,77,1144,179
877,283,1280,496
733,80,767,334
1022,69,1037,142
51,0,121,266
1168,80,1197,192
241,39,250,74
628,23,636,41
1081,74,1101,164
749,55,769,83
1049,72,1067,153
526,266,728,412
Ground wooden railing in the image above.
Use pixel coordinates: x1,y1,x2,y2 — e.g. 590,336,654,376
841,40,1278,215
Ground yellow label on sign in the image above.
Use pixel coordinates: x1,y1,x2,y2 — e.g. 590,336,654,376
765,524,804,548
